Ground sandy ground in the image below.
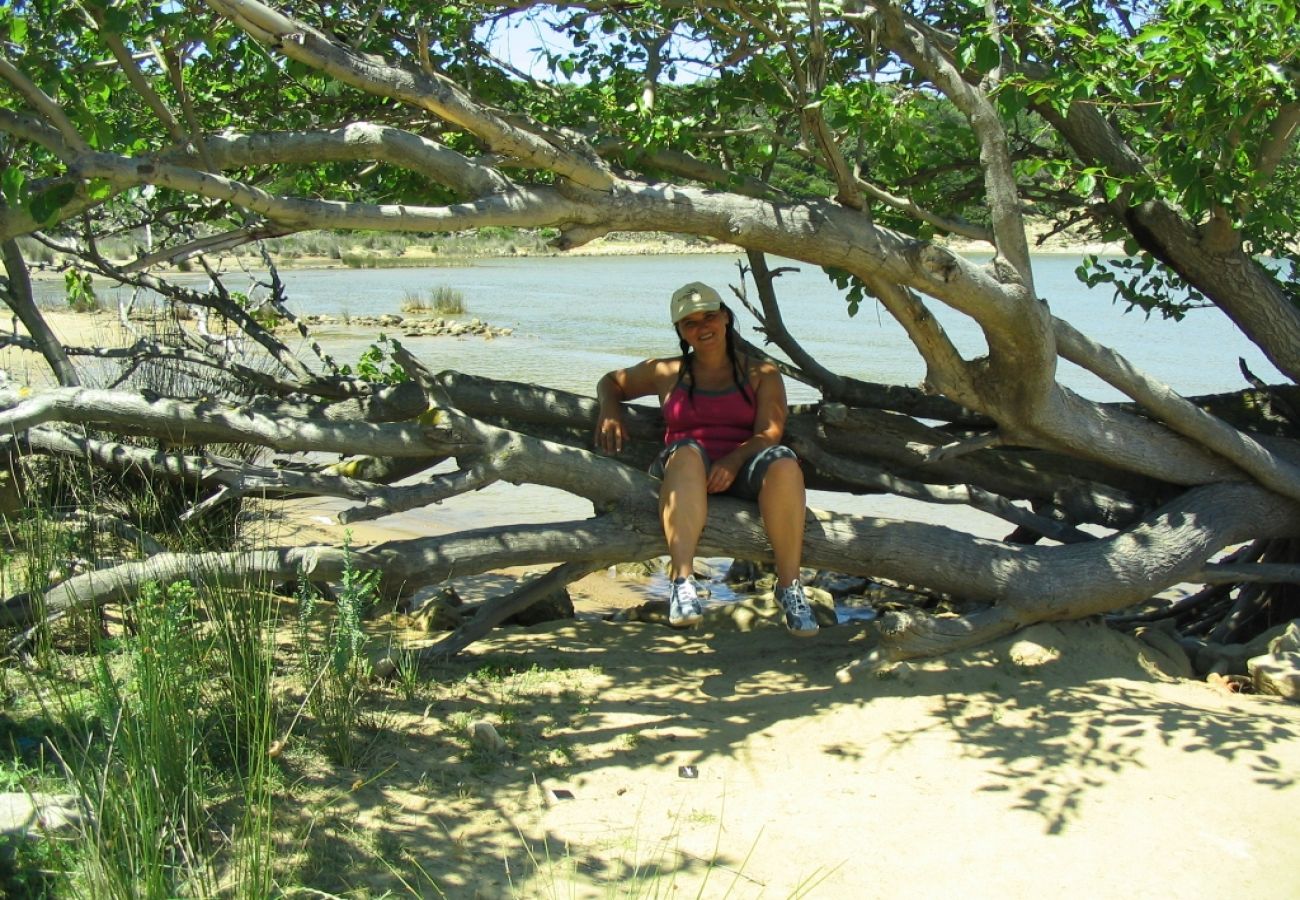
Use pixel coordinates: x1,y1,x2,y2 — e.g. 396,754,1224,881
269,502,1300,899
11,307,1300,899
417,614,1300,899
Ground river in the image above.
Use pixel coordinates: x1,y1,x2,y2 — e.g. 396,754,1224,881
253,252,1281,402
35,252,1286,542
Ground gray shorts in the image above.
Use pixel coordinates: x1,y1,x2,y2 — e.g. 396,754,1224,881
649,439,799,501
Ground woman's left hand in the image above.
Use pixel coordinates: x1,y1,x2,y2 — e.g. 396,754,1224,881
707,457,740,493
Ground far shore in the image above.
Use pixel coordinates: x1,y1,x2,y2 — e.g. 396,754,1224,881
20,228,1127,284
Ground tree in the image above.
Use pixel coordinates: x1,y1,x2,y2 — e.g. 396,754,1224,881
1,0,1298,676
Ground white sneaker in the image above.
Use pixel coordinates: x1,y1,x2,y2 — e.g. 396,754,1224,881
777,580,819,637
668,578,703,627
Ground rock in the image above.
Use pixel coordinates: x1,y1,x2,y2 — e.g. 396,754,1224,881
609,600,671,625
1270,620,1300,655
1007,638,1061,668
1248,651,1300,701
504,585,574,626
467,720,507,753
0,467,25,517
805,585,838,626
0,792,84,837
612,560,664,580
372,654,399,680
1133,625,1196,679
813,572,870,599
293,312,510,338
407,586,464,632
715,596,808,632
1189,619,1295,676
725,559,768,586
858,583,916,609
427,585,463,608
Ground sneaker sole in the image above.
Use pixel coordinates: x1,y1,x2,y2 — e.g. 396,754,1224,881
670,615,703,628
786,625,819,637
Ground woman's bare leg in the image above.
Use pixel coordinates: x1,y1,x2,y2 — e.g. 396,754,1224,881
660,446,709,580
758,457,806,587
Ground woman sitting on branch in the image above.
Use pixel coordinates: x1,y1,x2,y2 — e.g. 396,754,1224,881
595,282,818,636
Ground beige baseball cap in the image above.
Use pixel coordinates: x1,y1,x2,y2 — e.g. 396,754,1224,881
670,282,723,324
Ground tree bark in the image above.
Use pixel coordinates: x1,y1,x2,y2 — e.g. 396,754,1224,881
1,240,80,387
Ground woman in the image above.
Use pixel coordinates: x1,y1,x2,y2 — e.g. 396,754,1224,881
594,282,818,636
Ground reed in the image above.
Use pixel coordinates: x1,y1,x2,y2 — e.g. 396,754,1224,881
294,536,376,767
430,285,467,315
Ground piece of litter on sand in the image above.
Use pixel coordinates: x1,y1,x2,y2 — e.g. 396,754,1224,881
678,765,698,779
550,788,575,800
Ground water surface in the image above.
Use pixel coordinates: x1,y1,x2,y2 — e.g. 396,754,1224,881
34,253,1284,540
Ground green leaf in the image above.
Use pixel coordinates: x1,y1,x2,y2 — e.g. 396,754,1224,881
975,37,1001,72
1,168,24,205
85,178,114,201
29,183,78,226
104,6,133,33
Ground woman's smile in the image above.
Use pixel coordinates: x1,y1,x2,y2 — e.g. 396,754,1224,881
678,310,725,349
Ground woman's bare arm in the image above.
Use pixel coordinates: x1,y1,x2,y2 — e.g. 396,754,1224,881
594,358,677,453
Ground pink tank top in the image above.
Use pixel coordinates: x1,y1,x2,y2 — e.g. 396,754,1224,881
663,382,755,461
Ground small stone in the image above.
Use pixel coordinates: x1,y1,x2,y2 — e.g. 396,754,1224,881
372,654,399,680
884,661,916,681
1007,639,1060,668
620,600,670,624
467,720,506,752
613,560,663,580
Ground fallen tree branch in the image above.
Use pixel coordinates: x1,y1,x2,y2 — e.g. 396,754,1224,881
0,386,463,458
421,559,609,658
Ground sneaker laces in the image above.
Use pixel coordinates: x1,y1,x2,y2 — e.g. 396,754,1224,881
781,581,810,614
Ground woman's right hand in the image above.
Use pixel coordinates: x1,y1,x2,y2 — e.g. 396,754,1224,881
594,362,666,455
595,408,628,454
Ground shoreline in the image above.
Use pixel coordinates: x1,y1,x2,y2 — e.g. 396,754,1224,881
20,230,1127,283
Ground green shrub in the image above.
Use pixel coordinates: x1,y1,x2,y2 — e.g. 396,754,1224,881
63,271,99,313
295,536,376,767
340,252,378,268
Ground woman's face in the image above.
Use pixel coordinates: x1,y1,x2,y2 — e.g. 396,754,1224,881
676,308,728,351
